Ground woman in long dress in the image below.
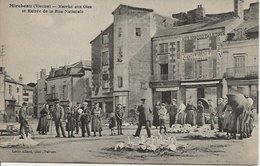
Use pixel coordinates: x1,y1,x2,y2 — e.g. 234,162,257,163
152,101,160,129
196,101,205,127
175,100,186,125
185,100,197,126
91,103,103,137
36,104,50,135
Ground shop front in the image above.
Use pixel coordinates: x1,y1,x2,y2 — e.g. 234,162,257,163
180,79,223,107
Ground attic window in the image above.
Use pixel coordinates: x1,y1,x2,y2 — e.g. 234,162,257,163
102,34,109,44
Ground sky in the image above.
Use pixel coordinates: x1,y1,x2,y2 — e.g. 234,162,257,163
0,0,258,83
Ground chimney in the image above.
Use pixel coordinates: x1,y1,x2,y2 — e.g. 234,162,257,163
234,0,244,19
19,74,23,83
40,69,46,79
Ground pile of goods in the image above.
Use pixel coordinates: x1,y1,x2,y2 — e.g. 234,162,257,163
113,134,189,153
167,124,197,133
185,126,228,139
0,135,39,148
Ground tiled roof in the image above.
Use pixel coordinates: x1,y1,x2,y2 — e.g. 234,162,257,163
153,17,238,38
4,75,23,86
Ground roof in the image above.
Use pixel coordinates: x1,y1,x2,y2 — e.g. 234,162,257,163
154,17,238,38
23,84,34,91
231,20,259,33
90,23,113,44
47,60,91,79
112,4,153,15
4,75,23,86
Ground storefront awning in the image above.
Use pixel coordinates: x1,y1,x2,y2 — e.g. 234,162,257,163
181,80,220,86
156,87,179,92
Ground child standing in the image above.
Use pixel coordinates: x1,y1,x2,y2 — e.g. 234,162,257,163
158,103,167,135
109,112,116,136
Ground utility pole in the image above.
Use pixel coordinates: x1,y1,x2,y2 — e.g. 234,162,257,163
0,45,6,67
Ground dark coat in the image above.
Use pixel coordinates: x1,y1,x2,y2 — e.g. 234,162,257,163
52,105,65,122
137,103,152,126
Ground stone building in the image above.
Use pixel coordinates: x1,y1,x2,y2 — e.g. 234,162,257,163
91,4,176,114
222,3,258,108
46,60,91,107
4,74,24,121
151,0,249,106
36,69,47,117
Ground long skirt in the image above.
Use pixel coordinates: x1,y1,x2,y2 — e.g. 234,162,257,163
176,111,186,125
196,112,205,126
66,118,76,131
186,110,196,126
91,117,102,132
152,115,160,127
36,116,49,134
223,110,232,131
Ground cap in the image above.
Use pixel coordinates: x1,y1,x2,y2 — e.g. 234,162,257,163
117,103,122,106
140,97,146,101
172,98,176,101
161,103,166,106
84,99,91,102
82,102,88,105
22,102,27,106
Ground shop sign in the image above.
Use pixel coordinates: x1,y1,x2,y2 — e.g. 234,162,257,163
183,31,225,41
183,50,216,60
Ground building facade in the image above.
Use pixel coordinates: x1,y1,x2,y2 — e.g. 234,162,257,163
222,6,258,108
150,0,250,107
91,4,176,114
37,69,47,117
46,61,92,107
4,74,24,121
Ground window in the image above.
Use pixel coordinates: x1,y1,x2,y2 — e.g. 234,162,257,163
17,87,19,93
184,39,195,53
102,74,109,89
51,85,55,94
136,28,141,36
234,56,245,74
8,85,12,96
101,34,109,44
118,27,122,37
197,38,210,50
177,41,180,52
23,93,29,96
159,43,168,54
61,85,67,100
197,60,208,78
140,82,147,89
160,64,168,80
101,51,109,66
117,46,123,62
184,61,193,78
118,76,123,88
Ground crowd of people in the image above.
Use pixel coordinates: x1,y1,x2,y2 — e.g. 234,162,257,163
17,94,255,140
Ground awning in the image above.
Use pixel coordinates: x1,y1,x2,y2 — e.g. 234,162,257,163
156,87,179,92
181,80,220,86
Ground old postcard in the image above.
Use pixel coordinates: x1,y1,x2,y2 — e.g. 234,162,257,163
0,0,258,164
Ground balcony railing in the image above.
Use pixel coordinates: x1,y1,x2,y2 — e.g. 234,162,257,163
150,74,180,82
226,66,258,78
45,93,59,101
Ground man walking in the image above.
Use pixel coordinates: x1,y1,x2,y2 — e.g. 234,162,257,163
115,104,124,135
133,97,152,138
80,100,92,137
52,100,66,138
18,102,29,139
216,98,225,132
168,99,178,128
74,102,81,134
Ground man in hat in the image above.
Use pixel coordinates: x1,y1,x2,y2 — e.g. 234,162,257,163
216,98,225,132
115,103,124,135
168,98,178,128
18,102,29,139
74,102,81,134
80,100,92,137
133,97,152,138
52,100,66,137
